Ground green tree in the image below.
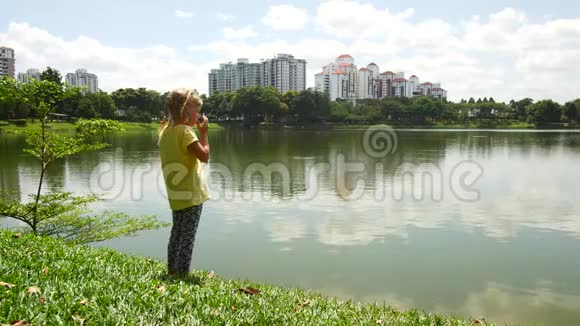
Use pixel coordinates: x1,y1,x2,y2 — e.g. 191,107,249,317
513,98,534,120
77,94,98,118
528,100,562,123
328,100,351,122
468,97,475,104
563,101,578,122
233,86,283,125
380,99,405,122
291,89,324,122
40,67,62,85
0,80,167,243
203,91,235,120
489,97,495,103
111,88,162,122
0,77,29,120
94,92,117,119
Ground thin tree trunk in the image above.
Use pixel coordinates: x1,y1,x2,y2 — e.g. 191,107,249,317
32,112,47,234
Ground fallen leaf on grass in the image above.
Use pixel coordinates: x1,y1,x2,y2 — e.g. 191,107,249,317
294,299,311,312
238,287,261,295
376,320,383,325
79,299,89,305
145,258,153,264
156,285,166,294
27,286,40,294
9,320,31,326
208,270,214,279
12,233,21,239
0,281,15,288
299,299,310,307
39,297,46,304
231,306,237,311
72,314,85,324
473,320,481,325
42,267,49,275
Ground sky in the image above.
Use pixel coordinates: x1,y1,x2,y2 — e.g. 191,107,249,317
1,0,579,102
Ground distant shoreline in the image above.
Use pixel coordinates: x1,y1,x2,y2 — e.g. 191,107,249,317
2,120,578,133
248,121,580,131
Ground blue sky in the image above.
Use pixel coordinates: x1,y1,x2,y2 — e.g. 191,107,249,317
1,0,579,102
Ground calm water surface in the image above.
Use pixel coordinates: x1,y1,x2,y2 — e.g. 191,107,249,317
2,126,580,325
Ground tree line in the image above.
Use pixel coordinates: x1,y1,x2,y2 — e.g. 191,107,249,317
1,67,579,126
0,67,166,123
203,89,579,126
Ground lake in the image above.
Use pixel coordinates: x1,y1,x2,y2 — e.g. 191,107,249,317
2,126,580,325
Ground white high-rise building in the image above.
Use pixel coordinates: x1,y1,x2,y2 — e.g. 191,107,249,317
379,71,394,98
17,68,41,83
358,68,373,99
316,54,359,101
408,75,420,97
208,54,306,95
0,47,15,78
315,55,448,101
65,69,98,93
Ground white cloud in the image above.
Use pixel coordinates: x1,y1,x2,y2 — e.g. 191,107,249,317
4,2,580,103
175,10,193,19
316,0,415,39
216,12,234,22
262,5,309,31
0,22,213,94
223,26,258,40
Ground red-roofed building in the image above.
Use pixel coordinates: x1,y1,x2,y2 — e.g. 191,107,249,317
431,87,447,100
336,54,355,66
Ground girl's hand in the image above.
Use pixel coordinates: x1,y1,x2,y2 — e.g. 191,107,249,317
196,115,209,133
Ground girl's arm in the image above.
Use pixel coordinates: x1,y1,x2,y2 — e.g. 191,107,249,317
187,117,210,163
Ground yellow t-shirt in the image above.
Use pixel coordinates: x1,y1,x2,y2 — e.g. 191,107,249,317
159,124,209,211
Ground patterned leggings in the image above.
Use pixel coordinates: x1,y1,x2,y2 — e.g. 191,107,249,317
167,204,203,275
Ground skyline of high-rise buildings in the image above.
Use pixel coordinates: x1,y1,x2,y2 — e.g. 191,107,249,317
65,69,99,93
2,46,100,93
208,53,307,96
17,68,41,83
315,54,447,102
3,46,447,101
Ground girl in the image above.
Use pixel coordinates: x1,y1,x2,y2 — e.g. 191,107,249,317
158,88,209,277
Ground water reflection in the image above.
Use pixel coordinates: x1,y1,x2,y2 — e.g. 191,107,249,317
2,128,580,325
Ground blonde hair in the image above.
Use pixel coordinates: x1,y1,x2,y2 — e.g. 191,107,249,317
158,88,203,135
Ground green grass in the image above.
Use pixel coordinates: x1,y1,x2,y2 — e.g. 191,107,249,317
0,121,223,133
0,229,492,325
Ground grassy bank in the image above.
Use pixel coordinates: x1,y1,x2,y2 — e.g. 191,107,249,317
0,229,491,325
0,121,223,133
